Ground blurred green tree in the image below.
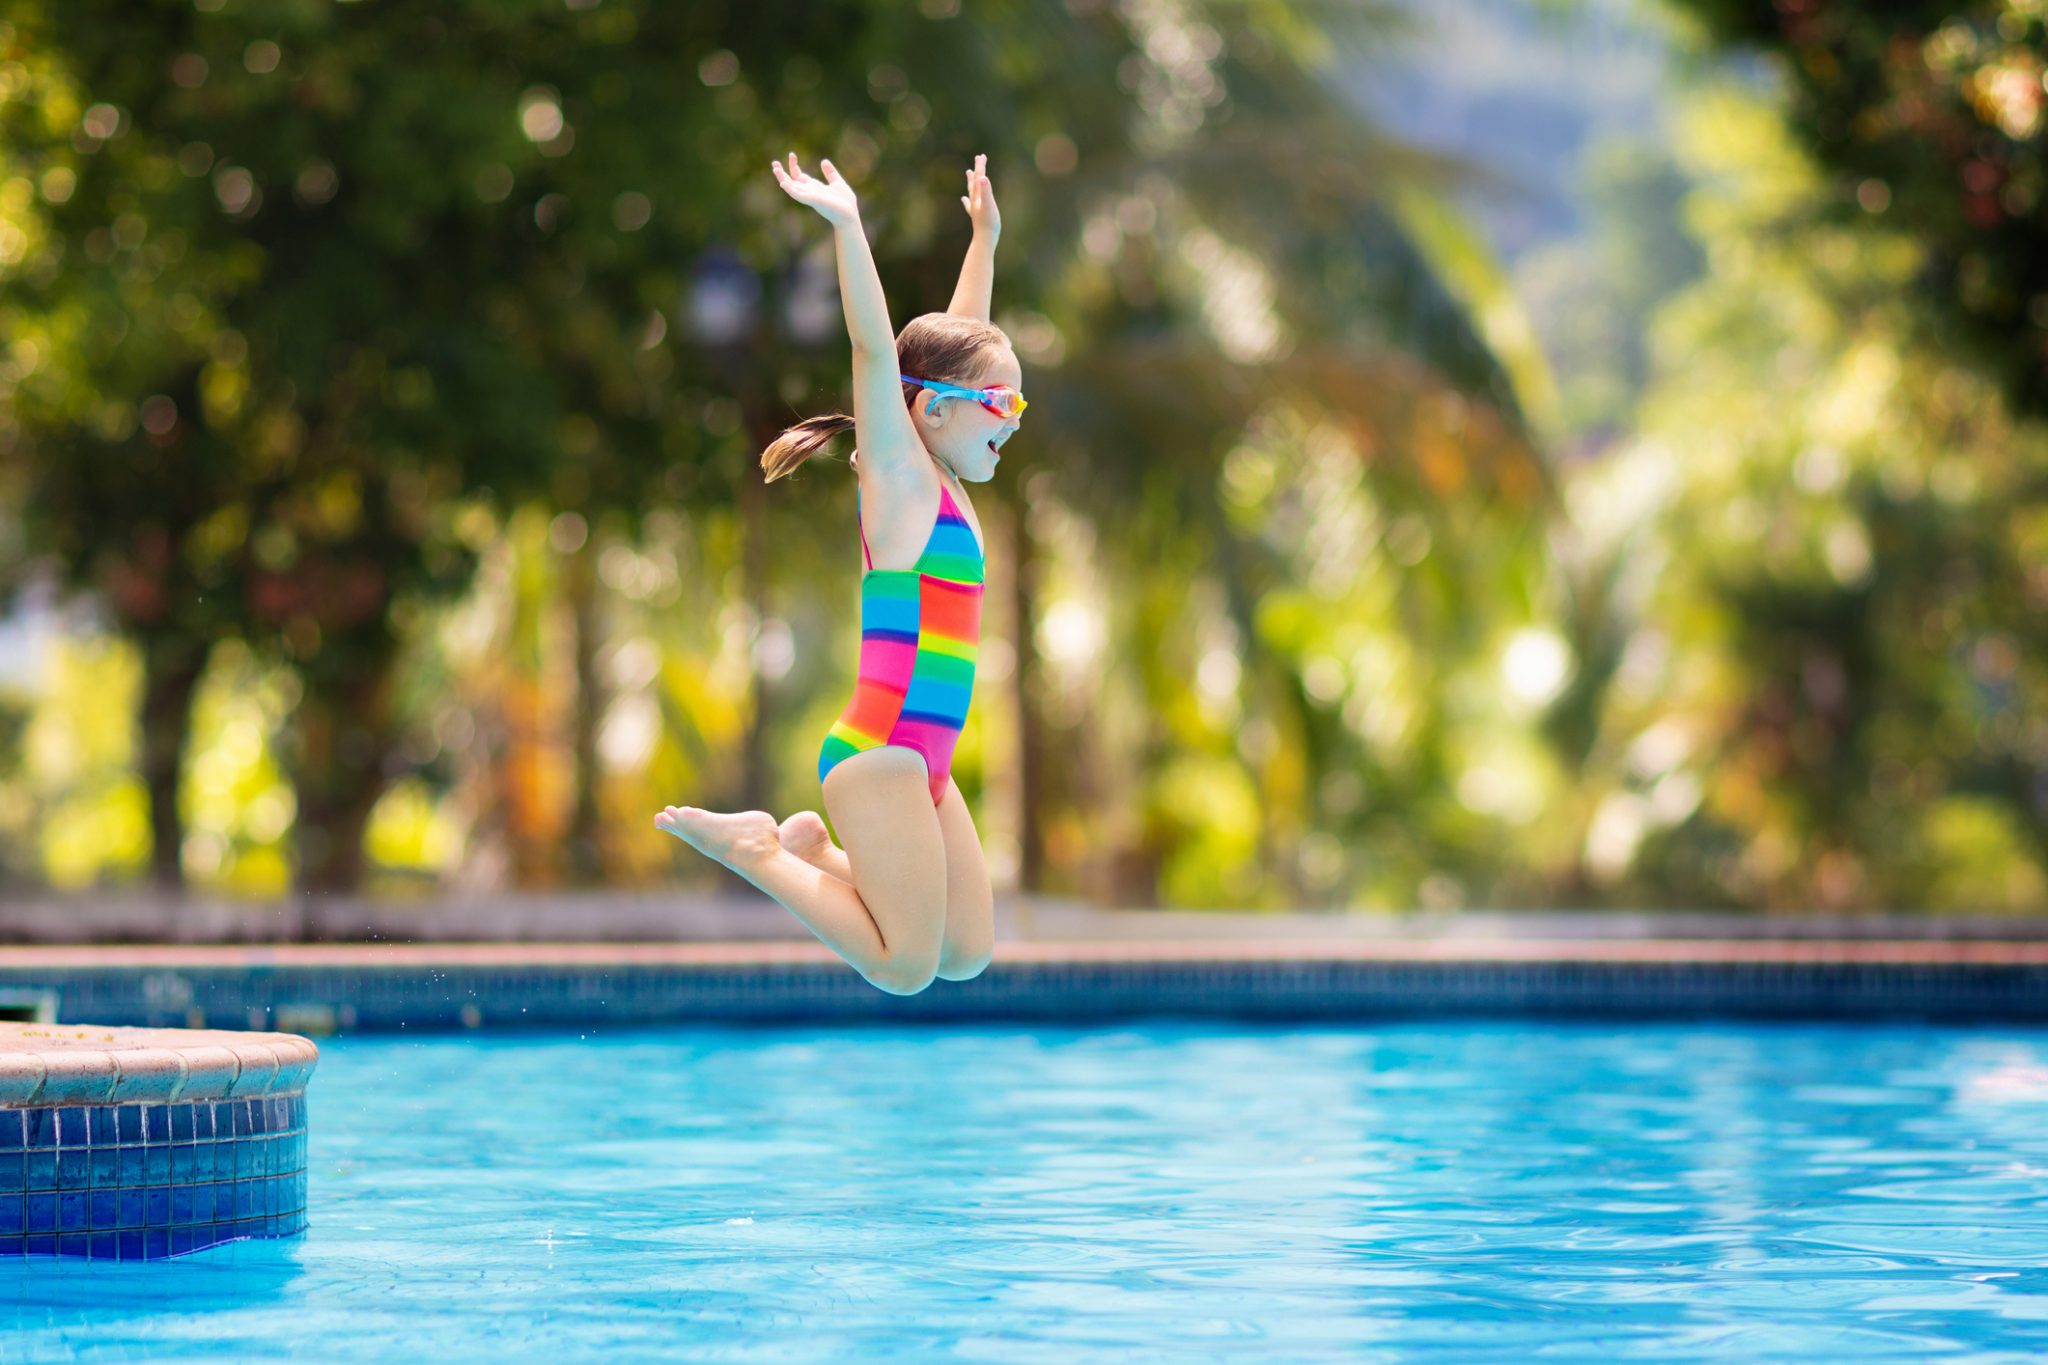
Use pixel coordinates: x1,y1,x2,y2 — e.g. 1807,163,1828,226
1573,83,2048,911
1668,0,2048,419
0,0,1539,900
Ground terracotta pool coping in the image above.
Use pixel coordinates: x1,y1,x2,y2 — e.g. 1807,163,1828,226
0,1020,318,1108
5,938,2048,968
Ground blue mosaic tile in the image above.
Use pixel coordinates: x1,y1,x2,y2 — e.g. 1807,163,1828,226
0,1112,20,1151
0,1089,313,1259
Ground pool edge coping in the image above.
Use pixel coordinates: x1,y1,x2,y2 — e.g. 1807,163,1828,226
5,939,2048,968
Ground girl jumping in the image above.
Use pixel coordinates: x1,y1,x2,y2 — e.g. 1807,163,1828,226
654,152,1024,996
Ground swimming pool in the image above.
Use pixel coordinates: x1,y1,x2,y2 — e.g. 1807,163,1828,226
4,1020,2046,1359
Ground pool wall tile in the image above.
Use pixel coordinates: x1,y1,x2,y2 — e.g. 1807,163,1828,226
4,945,2047,1036
0,1097,310,1260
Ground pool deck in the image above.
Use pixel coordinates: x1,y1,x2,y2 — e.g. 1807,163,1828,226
4,894,2048,1027
5,887,2048,945
4,936,2048,968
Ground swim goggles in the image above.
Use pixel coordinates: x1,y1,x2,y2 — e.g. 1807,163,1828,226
899,374,1028,419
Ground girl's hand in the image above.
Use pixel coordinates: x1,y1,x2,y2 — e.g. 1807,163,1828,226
771,152,859,228
961,153,1000,241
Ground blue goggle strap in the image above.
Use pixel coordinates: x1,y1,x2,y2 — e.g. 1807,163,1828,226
900,374,981,416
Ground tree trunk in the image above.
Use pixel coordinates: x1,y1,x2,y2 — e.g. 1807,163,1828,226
1011,500,1047,893
137,629,210,891
979,501,1026,896
445,683,514,894
287,644,399,897
565,529,604,884
738,445,772,815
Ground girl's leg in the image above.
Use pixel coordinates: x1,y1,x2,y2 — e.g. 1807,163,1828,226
658,750,947,995
932,775,994,980
781,792,988,981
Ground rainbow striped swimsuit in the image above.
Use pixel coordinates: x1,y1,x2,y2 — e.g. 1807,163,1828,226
816,482,985,805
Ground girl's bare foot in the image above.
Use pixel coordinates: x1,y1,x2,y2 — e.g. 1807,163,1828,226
776,811,832,863
776,809,854,884
654,805,783,875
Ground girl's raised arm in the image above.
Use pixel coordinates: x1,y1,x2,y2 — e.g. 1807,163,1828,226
947,153,1000,322
770,153,921,471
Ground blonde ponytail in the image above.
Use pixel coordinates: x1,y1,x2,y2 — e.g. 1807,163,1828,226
760,413,855,483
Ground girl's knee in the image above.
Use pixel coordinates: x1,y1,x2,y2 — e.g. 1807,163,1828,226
868,945,943,995
936,908,993,981
934,944,991,981
937,933,991,978
870,966,939,996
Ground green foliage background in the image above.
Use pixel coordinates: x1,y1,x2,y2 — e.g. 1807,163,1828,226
0,0,2041,914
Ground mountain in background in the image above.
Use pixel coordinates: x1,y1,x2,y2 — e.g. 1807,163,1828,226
1344,0,1684,263
1342,0,1726,454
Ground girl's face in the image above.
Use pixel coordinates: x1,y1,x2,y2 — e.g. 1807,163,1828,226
913,346,1023,484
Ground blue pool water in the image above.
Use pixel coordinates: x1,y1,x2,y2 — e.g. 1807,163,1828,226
3,1021,2048,1360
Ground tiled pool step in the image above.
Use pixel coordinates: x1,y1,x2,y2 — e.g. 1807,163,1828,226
0,1022,317,1259
2,940,2047,1030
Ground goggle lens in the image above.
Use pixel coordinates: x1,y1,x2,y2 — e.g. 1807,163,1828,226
982,387,1027,419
